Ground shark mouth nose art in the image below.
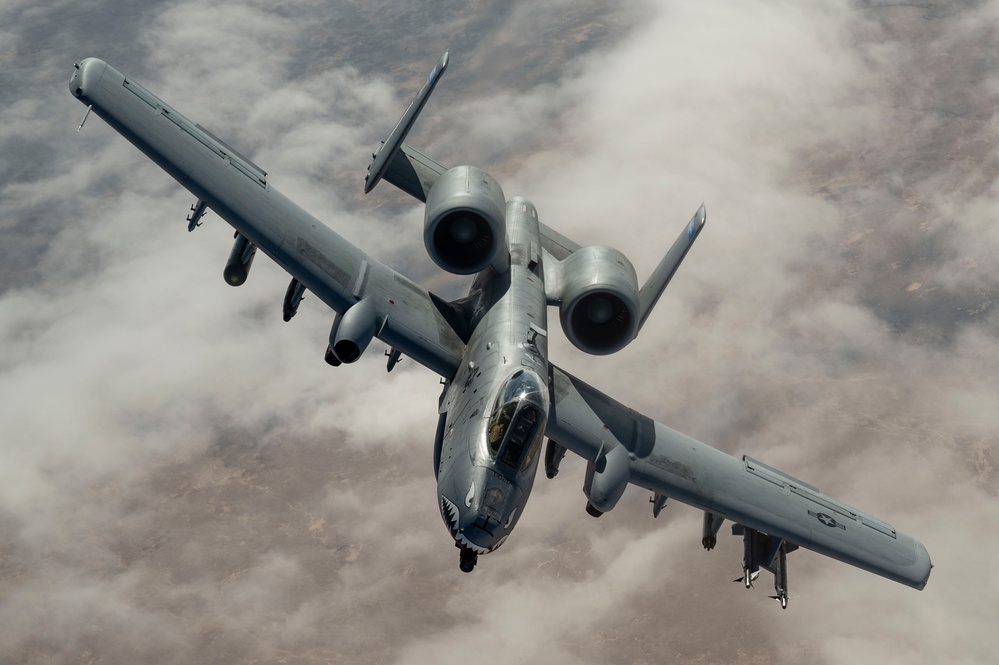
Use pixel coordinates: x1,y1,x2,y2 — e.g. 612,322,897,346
440,494,490,554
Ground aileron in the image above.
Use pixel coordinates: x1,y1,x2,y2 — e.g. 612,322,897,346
744,455,819,493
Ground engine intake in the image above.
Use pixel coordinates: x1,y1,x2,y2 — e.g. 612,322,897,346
558,246,640,355
424,165,506,274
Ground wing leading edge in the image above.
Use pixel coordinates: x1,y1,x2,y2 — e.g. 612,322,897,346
546,364,932,590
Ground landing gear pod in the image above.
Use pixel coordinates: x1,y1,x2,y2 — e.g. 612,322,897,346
331,298,379,363
582,442,631,515
223,232,256,286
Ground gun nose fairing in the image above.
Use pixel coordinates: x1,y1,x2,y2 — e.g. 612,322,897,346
438,464,525,559
440,494,494,556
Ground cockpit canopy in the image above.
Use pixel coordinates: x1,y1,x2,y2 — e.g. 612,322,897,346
486,368,549,473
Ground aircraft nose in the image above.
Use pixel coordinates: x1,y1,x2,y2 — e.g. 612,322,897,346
439,468,525,554
70,58,107,99
440,494,492,554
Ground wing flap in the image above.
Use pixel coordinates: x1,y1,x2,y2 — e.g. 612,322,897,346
546,364,931,589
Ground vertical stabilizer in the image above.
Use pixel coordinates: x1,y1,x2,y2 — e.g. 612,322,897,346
364,51,449,194
637,205,706,331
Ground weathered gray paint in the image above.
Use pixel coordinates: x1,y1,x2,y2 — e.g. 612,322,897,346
70,54,931,596
70,58,464,378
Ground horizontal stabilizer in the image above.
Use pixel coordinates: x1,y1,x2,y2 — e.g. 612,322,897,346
538,223,581,261
638,204,706,331
365,51,449,194
381,143,446,202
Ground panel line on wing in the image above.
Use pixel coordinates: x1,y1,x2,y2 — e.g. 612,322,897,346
296,237,352,287
123,78,267,188
789,485,897,539
744,456,896,537
122,78,160,109
745,456,819,493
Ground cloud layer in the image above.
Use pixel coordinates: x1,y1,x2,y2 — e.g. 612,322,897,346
1,0,996,663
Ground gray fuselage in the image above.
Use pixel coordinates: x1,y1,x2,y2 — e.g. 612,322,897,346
435,198,550,558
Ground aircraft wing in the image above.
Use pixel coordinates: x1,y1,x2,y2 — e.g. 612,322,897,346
69,58,466,378
545,364,932,590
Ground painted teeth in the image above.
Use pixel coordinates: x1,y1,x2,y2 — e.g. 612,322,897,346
455,532,489,555
440,495,460,534
439,494,490,554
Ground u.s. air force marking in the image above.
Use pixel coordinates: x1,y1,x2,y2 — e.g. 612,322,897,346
809,510,846,530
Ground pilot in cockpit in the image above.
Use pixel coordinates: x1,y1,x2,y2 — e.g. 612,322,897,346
485,369,548,474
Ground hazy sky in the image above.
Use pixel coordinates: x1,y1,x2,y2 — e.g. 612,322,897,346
1,1,997,663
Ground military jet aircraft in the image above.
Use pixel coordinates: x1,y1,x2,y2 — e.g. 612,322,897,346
69,53,931,608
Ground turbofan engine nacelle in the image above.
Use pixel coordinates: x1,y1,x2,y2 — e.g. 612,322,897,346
424,165,507,275
559,246,640,355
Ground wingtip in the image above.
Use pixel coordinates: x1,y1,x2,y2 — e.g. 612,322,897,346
685,205,706,240
911,538,932,590
428,51,449,87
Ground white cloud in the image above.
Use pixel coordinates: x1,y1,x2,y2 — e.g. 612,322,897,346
1,0,997,662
